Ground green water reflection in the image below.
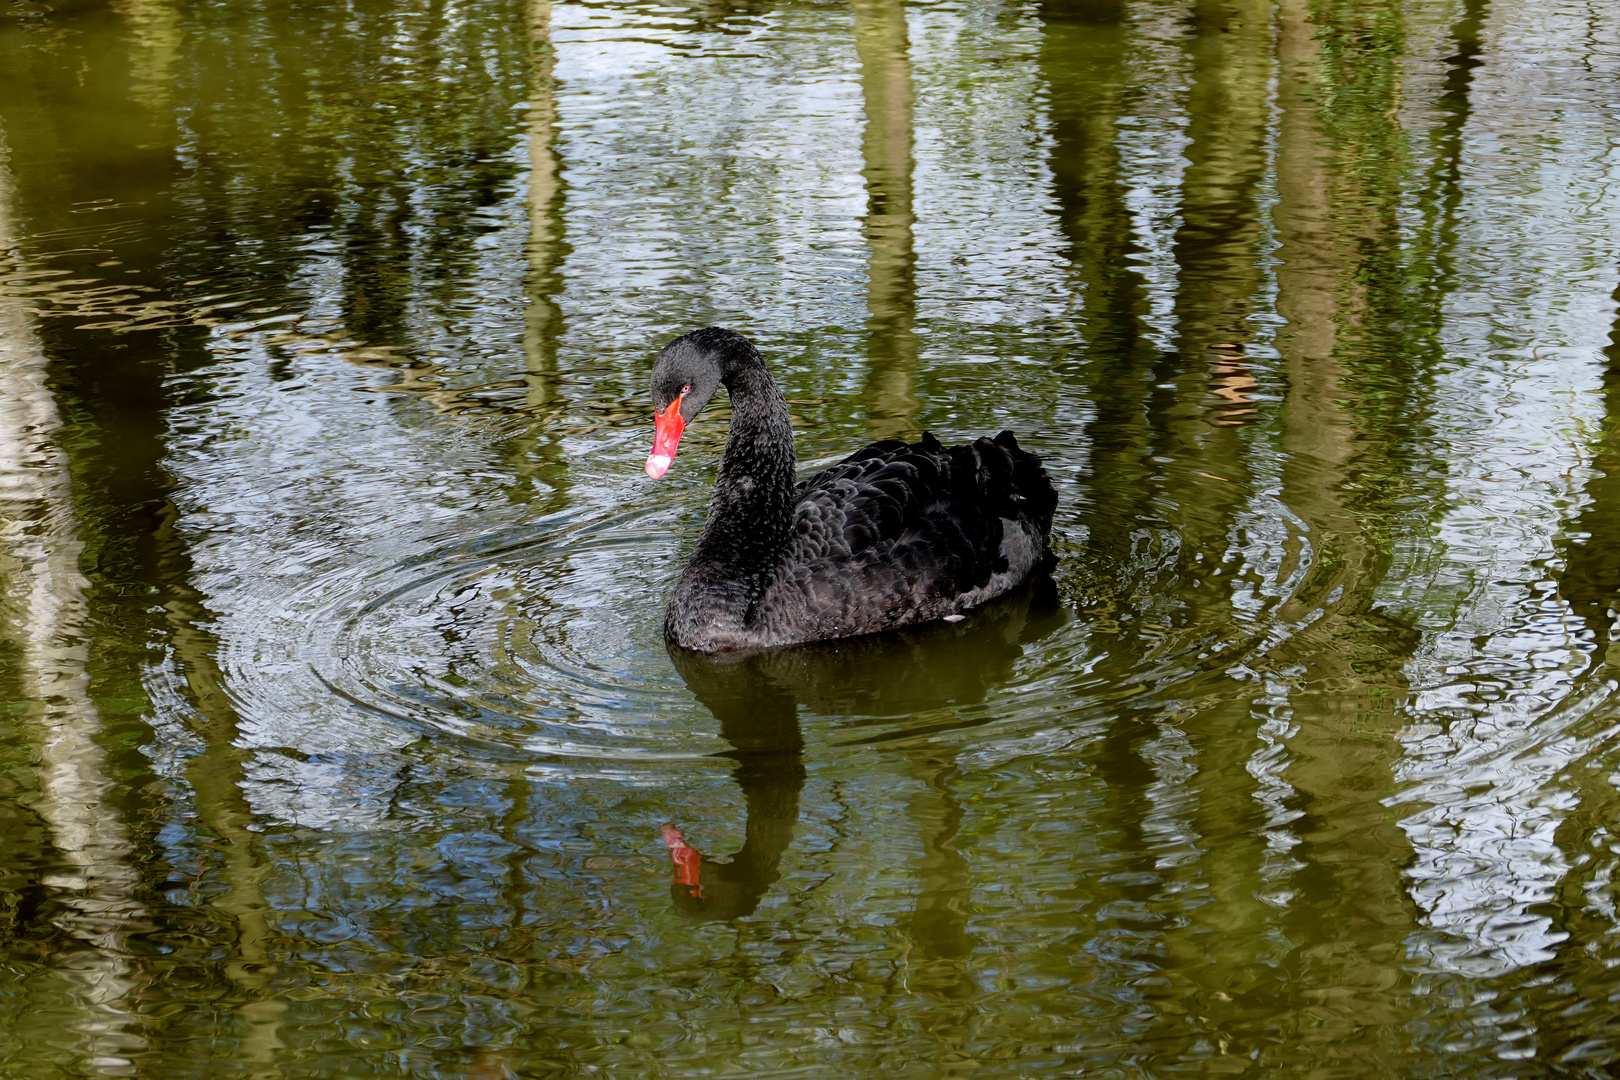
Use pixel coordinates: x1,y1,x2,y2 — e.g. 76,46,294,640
4,0,1620,1074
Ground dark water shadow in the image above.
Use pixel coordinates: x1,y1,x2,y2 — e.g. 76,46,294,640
659,576,1065,920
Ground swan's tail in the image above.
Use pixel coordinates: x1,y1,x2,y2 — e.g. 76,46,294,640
981,430,1058,540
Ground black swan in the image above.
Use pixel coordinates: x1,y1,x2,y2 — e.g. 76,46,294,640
645,327,1057,653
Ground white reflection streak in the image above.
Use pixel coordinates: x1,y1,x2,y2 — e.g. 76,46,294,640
1399,408,1600,977
1386,0,1620,973
1354,0,1620,990
0,137,147,1069
1395,347,1608,974
548,1,868,336
1116,0,1194,353
907,4,1072,337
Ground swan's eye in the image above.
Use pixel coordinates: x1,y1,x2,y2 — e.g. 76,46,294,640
681,384,691,395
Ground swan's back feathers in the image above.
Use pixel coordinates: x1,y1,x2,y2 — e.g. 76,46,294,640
744,430,1056,645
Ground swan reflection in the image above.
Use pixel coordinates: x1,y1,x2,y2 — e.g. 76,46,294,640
660,576,1064,920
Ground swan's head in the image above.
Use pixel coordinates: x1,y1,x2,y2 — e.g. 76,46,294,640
645,328,739,478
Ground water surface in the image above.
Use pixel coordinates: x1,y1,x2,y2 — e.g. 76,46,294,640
4,0,1620,1075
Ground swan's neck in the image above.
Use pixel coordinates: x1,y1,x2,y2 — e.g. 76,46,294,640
669,364,796,638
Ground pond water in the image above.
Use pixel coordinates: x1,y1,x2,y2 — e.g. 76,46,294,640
3,0,1620,1075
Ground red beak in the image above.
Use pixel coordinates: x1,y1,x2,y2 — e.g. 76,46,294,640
645,393,687,478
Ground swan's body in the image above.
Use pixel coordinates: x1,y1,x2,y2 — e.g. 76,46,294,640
647,328,1056,653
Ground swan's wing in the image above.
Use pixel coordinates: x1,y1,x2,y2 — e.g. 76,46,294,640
755,432,1054,638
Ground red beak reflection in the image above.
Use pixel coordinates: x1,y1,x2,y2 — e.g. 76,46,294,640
659,823,703,896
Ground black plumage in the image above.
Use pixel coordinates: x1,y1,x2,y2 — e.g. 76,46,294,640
648,328,1057,653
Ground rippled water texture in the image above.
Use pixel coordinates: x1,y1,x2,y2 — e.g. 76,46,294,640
4,0,1620,1075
